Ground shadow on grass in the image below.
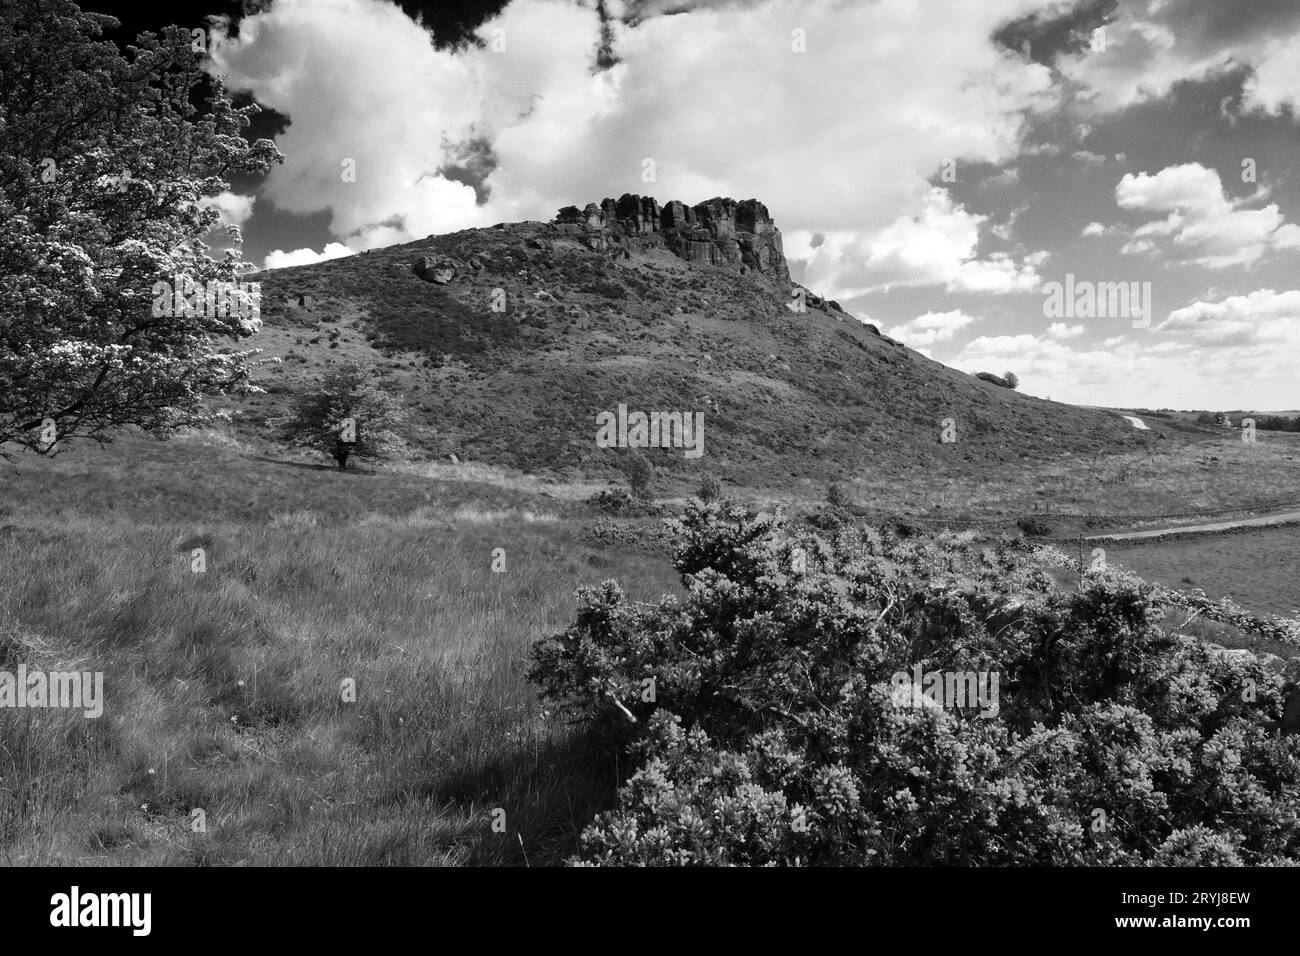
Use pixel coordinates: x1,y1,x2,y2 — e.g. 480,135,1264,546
418,725,623,867
248,454,376,476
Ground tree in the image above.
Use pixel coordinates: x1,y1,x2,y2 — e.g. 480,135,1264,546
1003,371,1020,389
697,474,722,502
275,364,406,470
0,0,283,454
621,451,653,500
826,481,850,508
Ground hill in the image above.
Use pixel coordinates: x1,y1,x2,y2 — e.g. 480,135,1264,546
235,194,1163,493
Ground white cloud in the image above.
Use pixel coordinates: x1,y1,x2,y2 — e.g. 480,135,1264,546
946,287,1300,407
1115,163,1298,268
263,243,354,270
1058,1,1300,118
211,0,1057,264
1047,322,1084,338
202,191,256,229
886,309,979,348
1081,221,1108,237
1161,288,1300,345
792,188,1043,296
1242,33,1300,115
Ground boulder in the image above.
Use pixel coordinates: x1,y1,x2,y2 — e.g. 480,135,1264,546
413,256,455,284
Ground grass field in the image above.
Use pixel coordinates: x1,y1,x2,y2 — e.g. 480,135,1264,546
1108,526,1300,620
0,434,678,865
2,427,1296,864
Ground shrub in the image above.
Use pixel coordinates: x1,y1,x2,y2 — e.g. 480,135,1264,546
1017,516,1053,538
529,501,1300,865
976,371,1012,388
696,475,723,503
621,452,654,500
582,517,674,553
826,482,850,509
585,488,661,518
582,280,627,300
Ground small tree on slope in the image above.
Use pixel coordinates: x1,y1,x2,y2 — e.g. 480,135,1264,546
275,364,406,470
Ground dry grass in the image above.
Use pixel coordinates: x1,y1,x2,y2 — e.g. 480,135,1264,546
0,439,679,866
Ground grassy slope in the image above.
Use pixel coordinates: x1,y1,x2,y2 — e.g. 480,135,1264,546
237,220,1164,495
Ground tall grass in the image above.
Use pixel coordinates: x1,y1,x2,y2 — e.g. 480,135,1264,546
0,510,678,865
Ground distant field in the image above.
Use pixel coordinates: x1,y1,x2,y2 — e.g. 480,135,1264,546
1108,526,1300,619
762,430,1300,522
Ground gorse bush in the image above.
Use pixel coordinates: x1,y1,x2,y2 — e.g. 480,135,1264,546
585,488,661,517
529,501,1300,865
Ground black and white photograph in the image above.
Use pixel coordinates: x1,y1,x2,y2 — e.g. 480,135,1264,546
1,0,1297,931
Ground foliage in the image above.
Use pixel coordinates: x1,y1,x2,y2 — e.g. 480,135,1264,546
0,0,283,452
976,371,1014,389
582,280,627,300
530,502,1300,865
585,488,662,518
581,517,674,553
1017,516,1053,537
1003,371,1020,390
1254,415,1300,433
697,474,723,503
273,363,406,469
826,482,850,509
621,451,654,500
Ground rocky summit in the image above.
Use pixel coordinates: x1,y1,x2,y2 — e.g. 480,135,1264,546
242,194,1156,497
554,194,790,281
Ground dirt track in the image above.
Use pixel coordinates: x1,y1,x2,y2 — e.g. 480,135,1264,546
1087,510,1300,541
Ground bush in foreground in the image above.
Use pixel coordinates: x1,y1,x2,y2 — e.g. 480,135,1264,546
530,501,1300,865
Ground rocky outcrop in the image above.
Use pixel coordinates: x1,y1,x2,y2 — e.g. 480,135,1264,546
554,193,789,281
413,256,456,284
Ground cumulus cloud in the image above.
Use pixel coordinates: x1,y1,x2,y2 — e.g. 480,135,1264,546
1244,33,1300,115
263,243,354,270
886,309,979,349
1115,163,1298,268
792,188,1044,297
202,191,256,229
950,332,1203,406
1161,288,1300,345
1056,0,1300,115
945,286,1300,407
210,0,1057,272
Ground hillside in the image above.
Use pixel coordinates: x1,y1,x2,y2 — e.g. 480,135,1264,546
236,193,1156,492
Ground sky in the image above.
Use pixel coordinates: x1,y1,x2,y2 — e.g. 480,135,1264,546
90,0,1300,410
